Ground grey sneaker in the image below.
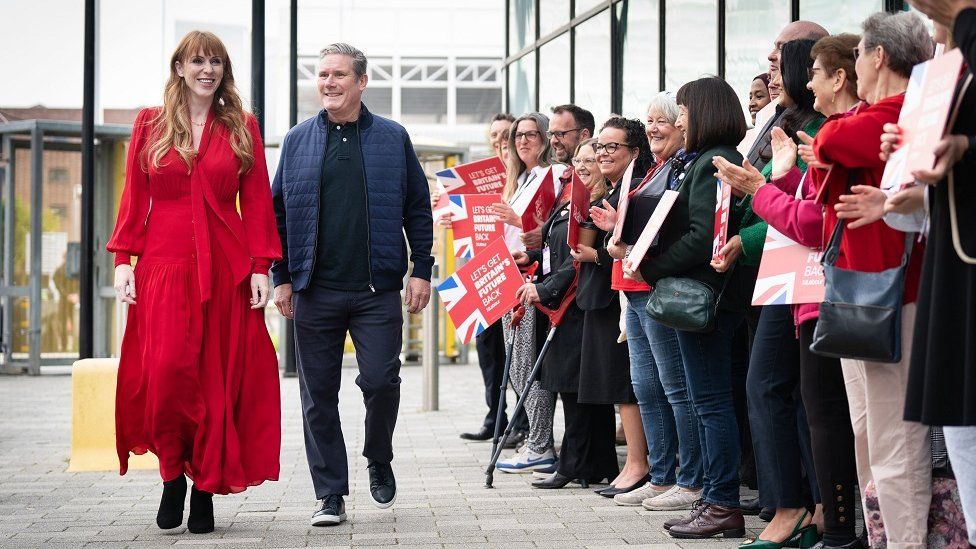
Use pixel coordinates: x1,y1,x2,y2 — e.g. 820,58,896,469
311,495,346,526
613,482,670,506
642,485,703,511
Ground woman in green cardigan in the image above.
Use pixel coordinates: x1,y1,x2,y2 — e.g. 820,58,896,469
714,39,826,549
632,76,751,540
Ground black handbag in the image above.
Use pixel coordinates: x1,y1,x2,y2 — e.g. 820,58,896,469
809,217,915,363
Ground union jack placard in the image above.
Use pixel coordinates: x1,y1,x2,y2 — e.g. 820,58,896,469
435,156,507,195
752,227,826,306
437,237,523,344
448,194,503,259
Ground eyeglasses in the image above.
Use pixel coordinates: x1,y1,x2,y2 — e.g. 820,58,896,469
807,67,826,80
592,142,627,154
572,157,597,166
514,130,542,141
546,127,582,140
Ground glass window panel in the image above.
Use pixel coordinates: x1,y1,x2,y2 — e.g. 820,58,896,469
362,87,393,118
298,85,322,123
456,89,503,124
509,0,536,55
402,88,448,124
800,0,884,34
540,0,570,37
507,54,536,115
664,0,718,91
574,9,612,125
539,33,571,114
726,0,790,123
618,0,660,119
575,0,606,16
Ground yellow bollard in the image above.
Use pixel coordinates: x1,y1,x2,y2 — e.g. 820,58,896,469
67,358,158,472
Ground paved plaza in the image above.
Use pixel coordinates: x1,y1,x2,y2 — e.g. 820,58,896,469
0,361,763,548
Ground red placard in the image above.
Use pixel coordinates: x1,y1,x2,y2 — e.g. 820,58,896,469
448,194,504,259
881,48,964,191
712,178,733,260
566,171,590,249
610,159,637,243
517,167,556,233
435,156,507,195
436,238,524,344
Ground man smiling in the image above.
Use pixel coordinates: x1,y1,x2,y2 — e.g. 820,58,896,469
271,42,433,526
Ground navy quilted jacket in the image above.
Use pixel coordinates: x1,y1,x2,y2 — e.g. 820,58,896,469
270,103,434,292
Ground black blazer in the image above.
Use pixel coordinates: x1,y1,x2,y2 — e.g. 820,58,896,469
526,200,576,309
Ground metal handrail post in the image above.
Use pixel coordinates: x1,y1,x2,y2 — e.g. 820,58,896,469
422,265,439,411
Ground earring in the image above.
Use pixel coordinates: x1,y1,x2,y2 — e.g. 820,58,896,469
831,91,836,104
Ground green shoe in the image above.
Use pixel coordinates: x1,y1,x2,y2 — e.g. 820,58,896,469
738,510,813,549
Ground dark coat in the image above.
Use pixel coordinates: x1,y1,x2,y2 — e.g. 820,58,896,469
905,62,976,426
270,103,434,292
527,200,583,394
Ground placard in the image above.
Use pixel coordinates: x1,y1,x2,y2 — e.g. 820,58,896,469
622,190,679,271
514,167,556,233
437,237,524,344
610,159,637,243
752,227,825,305
448,194,504,259
712,179,733,260
880,48,964,191
566,170,590,249
435,156,507,195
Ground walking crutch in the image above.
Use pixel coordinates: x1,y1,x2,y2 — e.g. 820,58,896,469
485,272,579,488
485,263,538,472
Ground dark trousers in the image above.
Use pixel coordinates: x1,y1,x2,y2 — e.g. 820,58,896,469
747,305,818,509
294,286,403,499
799,320,858,546
732,307,761,490
556,393,618,482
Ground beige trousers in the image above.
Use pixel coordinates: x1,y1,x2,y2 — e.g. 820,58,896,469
840,304,931,549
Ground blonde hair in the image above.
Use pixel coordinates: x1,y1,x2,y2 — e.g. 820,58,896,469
147,31,253,175
575,138,607,202
503,113,552,201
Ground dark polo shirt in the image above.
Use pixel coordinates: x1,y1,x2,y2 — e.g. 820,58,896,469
313,118,372,291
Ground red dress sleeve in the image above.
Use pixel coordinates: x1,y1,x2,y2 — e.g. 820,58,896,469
239,115,283,274
106,108,156,266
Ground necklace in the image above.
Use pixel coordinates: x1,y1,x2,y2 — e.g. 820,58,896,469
191,119,206,128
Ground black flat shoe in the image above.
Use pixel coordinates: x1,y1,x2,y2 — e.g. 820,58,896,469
594,484,617,495
187,486,214,534
532,472,574,489
459,426,494,441
157,474,187,531
598,476,648,498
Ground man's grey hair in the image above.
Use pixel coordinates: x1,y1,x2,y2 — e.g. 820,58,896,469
647,91,679,125
862,11,933,78
320,42,368,77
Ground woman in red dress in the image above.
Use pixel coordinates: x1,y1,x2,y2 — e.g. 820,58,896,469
107,31,282,534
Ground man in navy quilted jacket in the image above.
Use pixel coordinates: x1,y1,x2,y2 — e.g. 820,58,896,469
271,43,434,526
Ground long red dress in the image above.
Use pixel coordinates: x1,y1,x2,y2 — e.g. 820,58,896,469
107,107,282,495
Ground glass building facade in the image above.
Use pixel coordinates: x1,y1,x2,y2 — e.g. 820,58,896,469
504,0,907,121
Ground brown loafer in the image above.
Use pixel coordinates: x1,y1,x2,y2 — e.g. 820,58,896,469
668,503,745,539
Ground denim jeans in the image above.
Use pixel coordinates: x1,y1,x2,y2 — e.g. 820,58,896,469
626,291,703,489
675,309,744,508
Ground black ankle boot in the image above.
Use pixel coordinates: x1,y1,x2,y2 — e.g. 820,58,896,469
187,486,214,534
157,475,187,530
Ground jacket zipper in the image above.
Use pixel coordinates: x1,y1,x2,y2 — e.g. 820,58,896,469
357,124,376,292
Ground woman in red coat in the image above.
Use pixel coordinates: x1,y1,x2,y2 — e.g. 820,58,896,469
107,31,282,534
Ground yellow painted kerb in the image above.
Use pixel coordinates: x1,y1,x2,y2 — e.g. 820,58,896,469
68,358,157,472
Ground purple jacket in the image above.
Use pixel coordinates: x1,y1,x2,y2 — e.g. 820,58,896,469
750,166,823,328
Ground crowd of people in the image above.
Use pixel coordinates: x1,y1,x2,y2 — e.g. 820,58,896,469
451,4,976,548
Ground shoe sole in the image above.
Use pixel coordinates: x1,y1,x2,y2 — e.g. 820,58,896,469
497,461,557,474
642,501,699,511
668,527,746,539
159,526,187,535
613,499,646,507
310,513,347,526
369,490,396,509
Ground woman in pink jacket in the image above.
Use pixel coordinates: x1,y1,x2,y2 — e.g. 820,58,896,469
715,34,863,549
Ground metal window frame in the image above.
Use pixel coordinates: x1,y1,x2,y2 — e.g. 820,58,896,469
504,0,907,119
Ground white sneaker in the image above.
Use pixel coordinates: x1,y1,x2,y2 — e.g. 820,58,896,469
613,482,670,506
496,446,557,473
642,485,703,511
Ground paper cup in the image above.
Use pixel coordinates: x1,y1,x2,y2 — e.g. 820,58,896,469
578,227,599,248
